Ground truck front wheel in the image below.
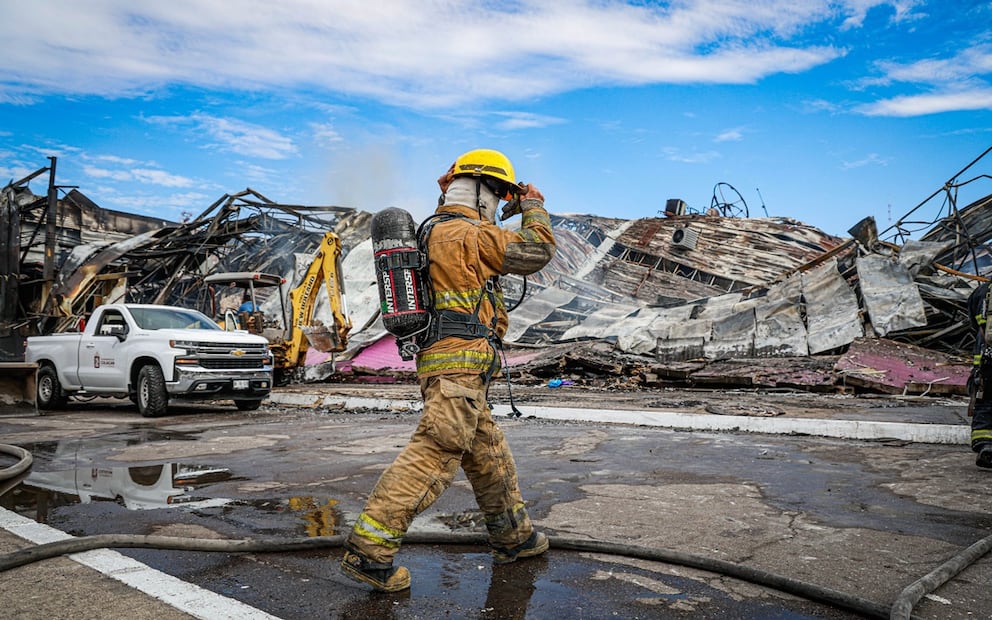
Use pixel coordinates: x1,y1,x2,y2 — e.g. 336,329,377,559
137,364,168,418
37,365,68,410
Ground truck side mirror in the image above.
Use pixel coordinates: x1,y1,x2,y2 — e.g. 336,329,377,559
105,325,127,341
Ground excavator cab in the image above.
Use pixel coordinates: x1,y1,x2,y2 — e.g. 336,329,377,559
202,233,352,383
203,272,286,337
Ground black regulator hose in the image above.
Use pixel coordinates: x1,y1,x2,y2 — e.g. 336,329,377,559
0,530,890,618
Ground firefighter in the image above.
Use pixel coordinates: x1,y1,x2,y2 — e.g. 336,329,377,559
967,281,992,469
341,149,557,592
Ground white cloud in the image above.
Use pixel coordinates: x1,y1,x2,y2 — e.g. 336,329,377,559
841,153,891,169
82,165,130,182
858,43,992,117
0,92,39,105
101,190,210,220
662,147,721,164
859,88,992,116
877,44,992,85
714,127,746,142
801,98,842,114
839,0,925,29
233,160,280,185
309,122,343,148
146,113,297,159
82,162,195,187
21,143,82,159
93,154,142,166
0,0,899,109
492,111,566,131
130,168,195,187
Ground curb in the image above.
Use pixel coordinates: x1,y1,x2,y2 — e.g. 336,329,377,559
267,392,970,445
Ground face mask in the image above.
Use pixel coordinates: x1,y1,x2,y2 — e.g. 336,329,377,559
443,178,500,222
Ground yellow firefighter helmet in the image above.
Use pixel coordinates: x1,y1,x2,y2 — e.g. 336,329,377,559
452,149,516,199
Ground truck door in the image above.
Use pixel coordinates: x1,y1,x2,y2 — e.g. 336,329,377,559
76,309,129,390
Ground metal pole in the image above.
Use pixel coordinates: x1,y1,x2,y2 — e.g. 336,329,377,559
40,156,58,313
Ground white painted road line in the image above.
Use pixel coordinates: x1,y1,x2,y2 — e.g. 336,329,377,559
0,507,279,620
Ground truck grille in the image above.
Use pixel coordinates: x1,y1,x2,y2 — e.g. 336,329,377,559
199,359,266,370
190,342,268,355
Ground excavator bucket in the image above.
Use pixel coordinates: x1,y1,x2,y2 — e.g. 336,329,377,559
300,324,342,353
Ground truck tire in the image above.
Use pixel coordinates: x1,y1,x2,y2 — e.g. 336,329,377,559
234,399,262,411
37,365,68,410
137,364,168,418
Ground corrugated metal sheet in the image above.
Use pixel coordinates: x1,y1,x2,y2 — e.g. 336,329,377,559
605,215,844,302
801,260,864,354
856,254,928,336
754,276,808,357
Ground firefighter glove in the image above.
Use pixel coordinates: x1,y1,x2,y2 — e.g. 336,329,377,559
437,162,456,193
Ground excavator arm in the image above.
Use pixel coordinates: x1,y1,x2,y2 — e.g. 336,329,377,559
278,232,352,371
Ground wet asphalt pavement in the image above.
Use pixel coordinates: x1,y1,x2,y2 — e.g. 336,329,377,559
0,386,990,619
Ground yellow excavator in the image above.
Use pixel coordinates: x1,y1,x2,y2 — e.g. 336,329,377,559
203,232,351,383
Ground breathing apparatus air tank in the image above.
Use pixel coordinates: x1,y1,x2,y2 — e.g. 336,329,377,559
371,207,431,358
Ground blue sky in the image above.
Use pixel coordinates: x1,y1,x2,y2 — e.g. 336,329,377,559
1,0,991,238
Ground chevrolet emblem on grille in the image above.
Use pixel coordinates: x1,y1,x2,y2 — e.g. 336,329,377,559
230,349,246,356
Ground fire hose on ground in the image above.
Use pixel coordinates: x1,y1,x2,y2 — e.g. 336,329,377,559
1,442,989,620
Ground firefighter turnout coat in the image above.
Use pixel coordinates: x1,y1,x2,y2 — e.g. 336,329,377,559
416,200,556,377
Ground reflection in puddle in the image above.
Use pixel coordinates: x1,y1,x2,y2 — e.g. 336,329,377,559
288,496,340,537
0,462,344,537
2,463,234,520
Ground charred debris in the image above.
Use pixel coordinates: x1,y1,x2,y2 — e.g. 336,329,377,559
3,148,992,396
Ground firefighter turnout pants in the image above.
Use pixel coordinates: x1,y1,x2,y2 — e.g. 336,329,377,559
346,372,535,564
973,394,992,451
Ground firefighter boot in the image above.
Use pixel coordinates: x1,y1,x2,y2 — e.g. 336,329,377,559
340,547,411,592
492,531,549,565
977,445,992,470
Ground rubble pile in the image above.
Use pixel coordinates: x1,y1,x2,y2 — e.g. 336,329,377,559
3,149,992,396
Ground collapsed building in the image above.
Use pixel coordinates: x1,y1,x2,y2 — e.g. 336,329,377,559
3,148,991,395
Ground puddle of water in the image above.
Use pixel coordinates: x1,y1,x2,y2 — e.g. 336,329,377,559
1,458,346,540
16,430,205,466
2,462,234,515
312,547,857,619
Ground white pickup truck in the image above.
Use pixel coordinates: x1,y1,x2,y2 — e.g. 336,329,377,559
25,304,273,417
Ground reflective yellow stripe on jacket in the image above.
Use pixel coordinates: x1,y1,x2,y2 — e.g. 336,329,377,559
433,287,505,312
417,349,496,375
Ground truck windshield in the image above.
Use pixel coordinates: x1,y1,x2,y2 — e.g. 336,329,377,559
129,307,222,331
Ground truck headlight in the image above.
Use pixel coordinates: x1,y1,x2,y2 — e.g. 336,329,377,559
170,340,197,353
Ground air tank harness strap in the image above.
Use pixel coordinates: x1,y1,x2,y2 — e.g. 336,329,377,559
375,248,422,271
428,276,498,368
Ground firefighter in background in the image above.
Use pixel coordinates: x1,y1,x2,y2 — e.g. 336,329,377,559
967,281,992,469
341,149,557,592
